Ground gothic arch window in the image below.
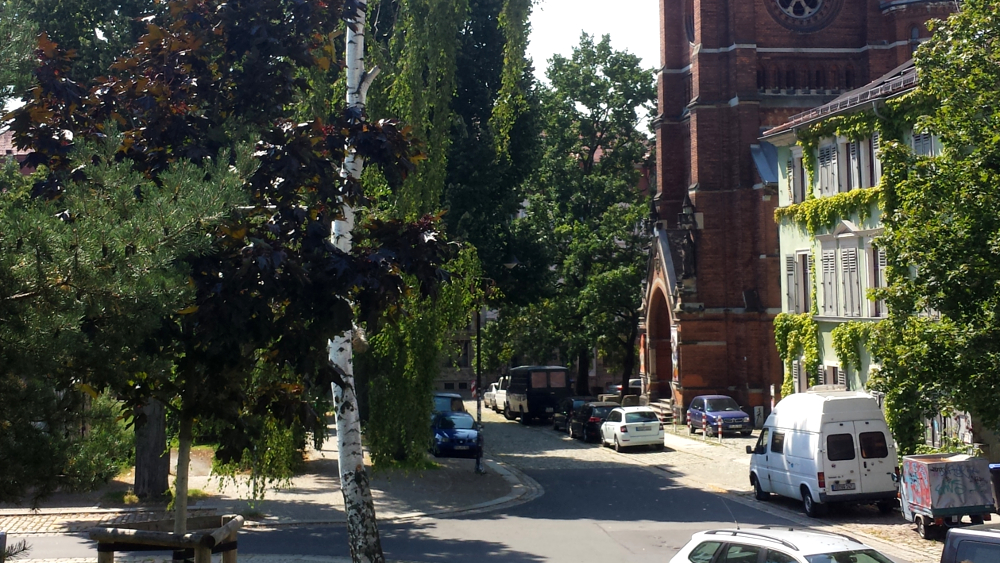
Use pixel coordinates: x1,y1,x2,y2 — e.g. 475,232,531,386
845,67,855,90
814,67,825,90
911,25,921,54
757,67,767,91
786,68,796,91
770,65,780,91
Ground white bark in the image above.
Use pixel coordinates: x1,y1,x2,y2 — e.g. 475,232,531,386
330,1,384,562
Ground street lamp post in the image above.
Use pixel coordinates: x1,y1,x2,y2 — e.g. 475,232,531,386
475,305,485,474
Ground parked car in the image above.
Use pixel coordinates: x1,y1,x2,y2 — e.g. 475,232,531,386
505,365,573,424
668,527,896,563
605,379,642,396
430,411,482,458
687,395,752,437
493,375,509,414
746,390,898,517
552,396,597,433
483,382,498,410
432,392,466,413
599,406,664,452
941,523,1000,562
569,401,618,442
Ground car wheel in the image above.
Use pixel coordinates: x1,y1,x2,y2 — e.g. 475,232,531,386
566,421,573,436
916,515,932,539
740,430,752,437
877,500,895,514
519,410,531,425
553,419,560,431
802,487,823,518
688,421,696,434
503,404,515,420
614,437,623,453
704,421,715,437
752,475,769,501
582,427,590,443
654,443,664,451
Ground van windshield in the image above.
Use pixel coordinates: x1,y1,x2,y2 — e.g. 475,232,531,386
705,398,741,412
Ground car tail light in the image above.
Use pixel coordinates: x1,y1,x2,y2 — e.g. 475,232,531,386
817,472,826,489
659,423,664,430
588,417,600,423
620,425,628,433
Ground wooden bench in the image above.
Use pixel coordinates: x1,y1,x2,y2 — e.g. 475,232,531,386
89,514,243,563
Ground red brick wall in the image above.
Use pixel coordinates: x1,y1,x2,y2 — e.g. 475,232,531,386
650,0,954,416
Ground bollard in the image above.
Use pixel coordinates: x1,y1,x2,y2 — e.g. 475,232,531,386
1,531,6,563
718,418,723,444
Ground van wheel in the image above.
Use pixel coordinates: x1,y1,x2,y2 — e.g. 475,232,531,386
740,430,752,437
971,515,986,525
519,410,531,425
802,487,825,517
752,475,769,501
876,500,895,514
916,515,932,539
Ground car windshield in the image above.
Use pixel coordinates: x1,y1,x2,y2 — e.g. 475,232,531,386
705,398,741,412
433,396,464,412
592,406,614,418
625,411,659,423
804,549,895,563
436,414,476,430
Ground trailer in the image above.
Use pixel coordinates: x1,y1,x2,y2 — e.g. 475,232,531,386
898,453,995,539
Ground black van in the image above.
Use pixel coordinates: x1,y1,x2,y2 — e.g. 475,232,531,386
504,365,573,424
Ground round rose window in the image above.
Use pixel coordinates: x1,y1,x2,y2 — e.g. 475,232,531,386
777,0,821,19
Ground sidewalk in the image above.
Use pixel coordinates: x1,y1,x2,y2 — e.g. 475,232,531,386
0,430,531,543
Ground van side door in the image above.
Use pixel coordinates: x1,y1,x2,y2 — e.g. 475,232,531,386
822,421,863,498
767,429,791,497
856,420,897,495
751,427,772,492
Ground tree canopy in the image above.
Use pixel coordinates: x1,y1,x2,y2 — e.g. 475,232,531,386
868,0,1000,451
492,34,654,391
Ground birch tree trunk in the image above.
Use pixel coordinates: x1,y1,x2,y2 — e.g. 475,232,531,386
330,1,384,561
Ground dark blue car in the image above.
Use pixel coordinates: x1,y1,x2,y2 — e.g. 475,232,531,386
686,395,752,437
430,411,482,458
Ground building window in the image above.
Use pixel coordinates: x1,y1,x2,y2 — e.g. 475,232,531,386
911,26,921,55
818,145,838,196
912,130,935,156
821,248,839,316
841,246,862,317
791,154,806,202
444,382,455,390
845,140,866,191
815,68,825,90
458,382,468,390
785,254,811,314
869,245,887,318
869,132,882,186
457,340,471,367
758,68,766,91
823,365,843,386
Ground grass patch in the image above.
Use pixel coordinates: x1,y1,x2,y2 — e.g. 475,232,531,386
372,457,442,473
99,488,141,506
165,488,214,511
240,508,267,520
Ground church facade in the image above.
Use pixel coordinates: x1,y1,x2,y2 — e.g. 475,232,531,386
641,0,955,421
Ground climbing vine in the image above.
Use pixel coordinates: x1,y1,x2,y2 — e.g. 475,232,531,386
774,312,820,398
775,186,882,235
490,0,532,159
830,321,872,375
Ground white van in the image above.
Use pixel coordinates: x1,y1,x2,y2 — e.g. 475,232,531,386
746,390,898,517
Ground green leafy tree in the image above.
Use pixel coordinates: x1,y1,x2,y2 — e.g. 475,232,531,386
0,0,37,104
506,34,654,392
867,0,1000,452
4,0,449,543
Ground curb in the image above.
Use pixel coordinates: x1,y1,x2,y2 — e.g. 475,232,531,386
2,457,542,535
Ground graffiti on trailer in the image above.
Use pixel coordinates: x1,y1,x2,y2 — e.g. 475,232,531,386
928,462,992,509
905,460,932,509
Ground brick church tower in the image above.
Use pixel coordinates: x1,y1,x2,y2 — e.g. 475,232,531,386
640,0,955,420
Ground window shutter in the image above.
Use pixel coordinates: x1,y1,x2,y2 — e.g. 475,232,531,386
842,248,860,317
792,361,801,393
871,132,882,185
836,367,847,387
877,248,888,317
822,250,837,315
831,145,840,193
849,141,860,190
786,255,796,311
805,254,814,313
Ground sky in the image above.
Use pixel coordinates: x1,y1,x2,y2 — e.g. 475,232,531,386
526,0,661,79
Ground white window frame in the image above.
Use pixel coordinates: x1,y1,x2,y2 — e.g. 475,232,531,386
911,130,937,157
869,132,883,186
791,147,805,203
845,139,869,191
785,251,812,314
866,239,887,318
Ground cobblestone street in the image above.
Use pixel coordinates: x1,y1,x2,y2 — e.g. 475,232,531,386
475,402,944,563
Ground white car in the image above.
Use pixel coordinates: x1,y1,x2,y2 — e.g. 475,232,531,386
600,406,664,451
483,382,498,410
669,528,898,563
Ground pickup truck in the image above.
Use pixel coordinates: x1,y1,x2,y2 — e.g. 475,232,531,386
941,524,1000,562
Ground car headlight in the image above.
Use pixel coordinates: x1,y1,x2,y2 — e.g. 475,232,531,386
742,416,750,423
438,436,450,443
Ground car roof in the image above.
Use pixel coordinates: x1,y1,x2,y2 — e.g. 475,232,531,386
691,528,868,555
693,394,734,400
615,406,656,412
585,401,619,407
434,410,473,418
434,392,463,399
947,522,1000,539
569,395,598,400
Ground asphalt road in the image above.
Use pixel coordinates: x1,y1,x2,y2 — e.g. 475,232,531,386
13,415,915,562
